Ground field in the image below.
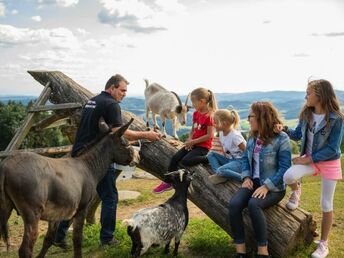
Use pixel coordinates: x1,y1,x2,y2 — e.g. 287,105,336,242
1,159,343,258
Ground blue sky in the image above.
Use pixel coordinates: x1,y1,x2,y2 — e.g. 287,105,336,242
1,0,344,96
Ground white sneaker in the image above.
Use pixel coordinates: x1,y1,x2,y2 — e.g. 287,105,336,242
286,183,301,210
311,240,329,258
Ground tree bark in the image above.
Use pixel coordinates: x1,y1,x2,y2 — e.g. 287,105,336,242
28,70,316,257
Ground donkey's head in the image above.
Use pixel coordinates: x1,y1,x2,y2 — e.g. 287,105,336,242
109,118,140,167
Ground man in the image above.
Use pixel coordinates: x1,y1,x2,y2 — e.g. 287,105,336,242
54,74,160,247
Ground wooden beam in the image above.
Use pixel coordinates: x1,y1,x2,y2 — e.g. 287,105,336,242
4,81,52,152
0,145,72,158
28,102,82,113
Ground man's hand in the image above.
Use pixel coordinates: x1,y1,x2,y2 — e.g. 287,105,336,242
145,130,161,141
242,177,253,190
252,185,269,199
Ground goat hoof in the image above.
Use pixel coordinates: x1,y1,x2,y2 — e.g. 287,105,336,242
162,134,167,138
146,127,151,131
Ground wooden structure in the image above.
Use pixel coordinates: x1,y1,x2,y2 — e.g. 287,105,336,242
1,71,316,257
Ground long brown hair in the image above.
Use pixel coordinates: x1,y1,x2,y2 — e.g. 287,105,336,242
299,79,344,125
250,101,283,144
191,87,218,112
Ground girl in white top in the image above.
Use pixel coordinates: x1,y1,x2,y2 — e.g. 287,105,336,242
207,109,246,183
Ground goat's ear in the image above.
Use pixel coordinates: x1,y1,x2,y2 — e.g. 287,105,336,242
175,106,182,114
114,118,134,137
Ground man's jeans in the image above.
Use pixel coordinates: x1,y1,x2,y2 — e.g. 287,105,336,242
207,151,243,182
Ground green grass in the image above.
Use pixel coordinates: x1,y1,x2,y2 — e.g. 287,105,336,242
2,159,344,258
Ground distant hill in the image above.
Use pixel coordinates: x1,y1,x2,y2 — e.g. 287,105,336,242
2,90,343,136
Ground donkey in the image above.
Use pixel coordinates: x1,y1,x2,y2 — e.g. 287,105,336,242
0,119,140,258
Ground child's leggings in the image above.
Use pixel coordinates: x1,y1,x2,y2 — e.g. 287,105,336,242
283,164,337,212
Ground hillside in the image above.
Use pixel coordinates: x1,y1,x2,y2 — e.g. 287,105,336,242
1,90,343,136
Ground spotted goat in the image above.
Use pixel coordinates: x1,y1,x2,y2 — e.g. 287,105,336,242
122,169,192,257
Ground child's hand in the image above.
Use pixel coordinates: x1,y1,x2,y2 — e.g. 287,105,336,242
252,185,269,199
292,156,312,165
242,177,253,189
273,123,284,133
184,139,194,150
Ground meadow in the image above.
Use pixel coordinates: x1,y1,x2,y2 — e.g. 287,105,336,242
1,158,343,258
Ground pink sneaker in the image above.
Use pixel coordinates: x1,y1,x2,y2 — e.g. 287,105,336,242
311,240,329,258
286,183,301,210
153,182,173,194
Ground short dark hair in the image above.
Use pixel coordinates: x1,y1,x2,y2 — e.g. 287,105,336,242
105,74,129,90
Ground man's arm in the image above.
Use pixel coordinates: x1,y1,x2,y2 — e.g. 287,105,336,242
112,127,161,141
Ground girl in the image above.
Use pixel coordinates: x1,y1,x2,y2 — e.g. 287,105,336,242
228,102,291,258
153,87,217,193
207,109,246,184
283,79,344,258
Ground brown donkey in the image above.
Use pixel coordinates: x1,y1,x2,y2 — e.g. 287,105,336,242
0,118,140,258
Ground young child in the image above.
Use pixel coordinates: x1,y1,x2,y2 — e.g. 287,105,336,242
153,87,217,193
207,109,246,184
229,102,291,258
283,79,344,258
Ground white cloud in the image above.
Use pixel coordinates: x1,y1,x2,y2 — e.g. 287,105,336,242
38,0,79,8
0,25,79,50
0,2,6,17
98,0,185,33
31,16,42,22
11,9,18,15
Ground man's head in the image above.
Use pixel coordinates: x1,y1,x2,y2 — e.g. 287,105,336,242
105,74,129,102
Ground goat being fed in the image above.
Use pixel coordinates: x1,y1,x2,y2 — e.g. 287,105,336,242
144,79,191,139
123,169,192,257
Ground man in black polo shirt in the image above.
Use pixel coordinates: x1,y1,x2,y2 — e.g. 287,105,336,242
54,74,161,247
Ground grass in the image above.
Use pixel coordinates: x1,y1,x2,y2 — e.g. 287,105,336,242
2,159,344,258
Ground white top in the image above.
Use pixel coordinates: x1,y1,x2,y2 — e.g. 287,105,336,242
253,138,263,179
219,129,246,159
306,113,325,155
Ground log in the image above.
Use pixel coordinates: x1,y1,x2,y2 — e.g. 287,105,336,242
28,70,316,257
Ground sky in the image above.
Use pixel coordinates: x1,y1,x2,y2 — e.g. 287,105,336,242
1,0,344,96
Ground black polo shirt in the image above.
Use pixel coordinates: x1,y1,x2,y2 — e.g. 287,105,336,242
71,91,122,157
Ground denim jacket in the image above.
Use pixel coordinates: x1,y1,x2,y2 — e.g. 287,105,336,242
286,112,344,163
241,132,292,192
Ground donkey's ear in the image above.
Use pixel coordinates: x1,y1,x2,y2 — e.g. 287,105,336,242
114,118,134,137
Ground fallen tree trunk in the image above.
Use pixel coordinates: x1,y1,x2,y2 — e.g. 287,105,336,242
28,70,316,257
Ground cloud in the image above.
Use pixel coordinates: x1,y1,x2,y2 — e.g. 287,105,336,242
293,53,309,58
38,0,79,8
311,32,344,37
31,16,42,22
11,9,18,15
98,0,185,33
0,2,5,16
0,25,79,49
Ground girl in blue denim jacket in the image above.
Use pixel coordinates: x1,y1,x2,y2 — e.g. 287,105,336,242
229,102,291,258
283,79,344,258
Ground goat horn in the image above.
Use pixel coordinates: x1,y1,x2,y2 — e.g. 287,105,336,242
171,91,182,107
185,93,190,106
179,169,184,182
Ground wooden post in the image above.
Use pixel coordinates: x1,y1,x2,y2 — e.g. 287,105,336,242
27,70,316,257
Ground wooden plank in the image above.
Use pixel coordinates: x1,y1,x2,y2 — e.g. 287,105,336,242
28,103,82,113
4,82,52,152
0,145,72,158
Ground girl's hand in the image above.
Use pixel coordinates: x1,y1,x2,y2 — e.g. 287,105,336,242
274,123,283,133
252,185,269,199
184,139,194,150
292,156,312,165
242,177,253,189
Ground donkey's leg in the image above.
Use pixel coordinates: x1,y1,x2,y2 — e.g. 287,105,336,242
36,221,59,258
72,211,86,258
19,213,39,258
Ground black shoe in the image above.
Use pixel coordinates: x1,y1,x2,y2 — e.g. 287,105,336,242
234,253,248,258
53,240,68,250
100,238,120,247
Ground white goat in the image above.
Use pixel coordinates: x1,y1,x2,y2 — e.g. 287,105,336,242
122,169,192,257
144,79,190,139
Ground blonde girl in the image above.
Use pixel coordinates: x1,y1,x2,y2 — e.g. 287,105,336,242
207,109,246,184
153,87,217,193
